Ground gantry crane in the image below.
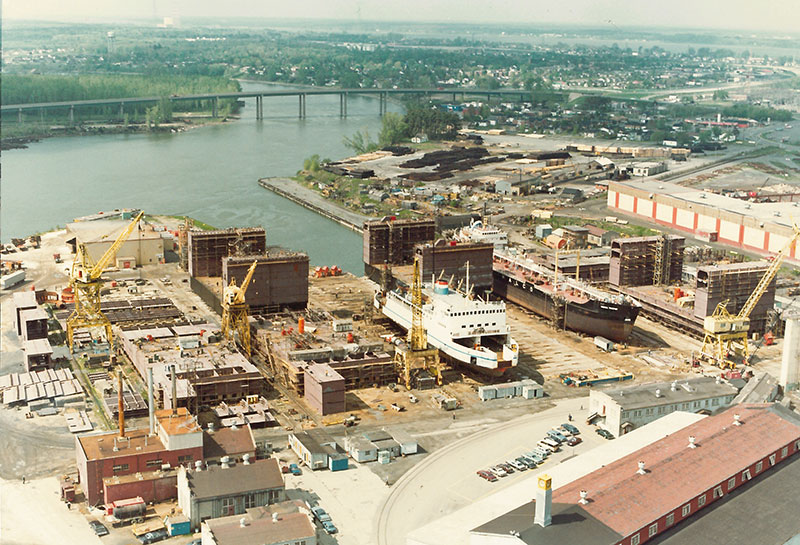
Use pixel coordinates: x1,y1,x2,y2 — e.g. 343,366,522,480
391,257,441,390
221,260,258,357
700,221,800,367
67,211,145,351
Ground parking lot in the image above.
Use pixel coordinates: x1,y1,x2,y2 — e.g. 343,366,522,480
376,395,598,545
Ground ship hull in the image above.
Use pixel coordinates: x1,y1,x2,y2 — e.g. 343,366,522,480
493,271,639,342
377,292,517,376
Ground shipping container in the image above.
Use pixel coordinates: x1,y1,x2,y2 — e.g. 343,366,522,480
1,270,26,290
594,336,615,352
478,385,497,401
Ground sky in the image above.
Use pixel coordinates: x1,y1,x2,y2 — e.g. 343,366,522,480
3,0,800,33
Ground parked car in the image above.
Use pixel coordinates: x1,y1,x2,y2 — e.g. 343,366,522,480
311,506,332,523
566,436,583,447
280,465,291,474
540,437,561,449
562,423,580,435
530,447,549,458
547,430,567,443
138,529,169,544
322,520,338,534
88,520,109,537
498,463,515,474
477,470,497,482
490,465,508,477
518,456,537,469
595,429,614,439
526,451,546,463
536,441,557,453
289,463,302,475
508,459,527,471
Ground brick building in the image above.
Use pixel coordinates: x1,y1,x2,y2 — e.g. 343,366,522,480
470,404,800,545
76,408,203,506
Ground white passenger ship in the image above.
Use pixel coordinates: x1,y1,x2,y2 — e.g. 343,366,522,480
375,280,518,376
457,219,508,250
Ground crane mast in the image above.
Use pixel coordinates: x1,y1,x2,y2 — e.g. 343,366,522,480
67,211,144,352
700,221,800,366
221,260,258,357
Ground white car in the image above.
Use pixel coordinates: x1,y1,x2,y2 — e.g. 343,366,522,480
507,460,527,471
537,441,558,453
490,465,508,477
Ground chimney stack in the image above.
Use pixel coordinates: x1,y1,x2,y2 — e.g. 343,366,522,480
148,367,155,436
733,413,742,426
171,365,178,415
579,490,588,505
688,435,697,449
637,461,646,475
117,369,125,439
534,474,553,527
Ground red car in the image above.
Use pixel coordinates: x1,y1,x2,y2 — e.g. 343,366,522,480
567,436,582,447
477,470,498,482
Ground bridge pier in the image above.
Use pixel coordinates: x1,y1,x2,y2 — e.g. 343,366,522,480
18,108,22,124
340,93,348,118
452,92,457,103
255,95,263,120
69,105,74,124
379,92,386,116
119,102,124,119
299,94,306,119
212,97,218,118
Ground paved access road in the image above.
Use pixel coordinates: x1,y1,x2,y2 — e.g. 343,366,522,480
375,396,595,545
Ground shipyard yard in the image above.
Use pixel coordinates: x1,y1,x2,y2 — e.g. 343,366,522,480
3,19,800,544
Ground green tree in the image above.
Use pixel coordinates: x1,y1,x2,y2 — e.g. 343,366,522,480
343,129,379,154
378,112,408,147
713,90,729,100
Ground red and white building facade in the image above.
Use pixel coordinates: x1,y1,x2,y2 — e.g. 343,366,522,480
607,180,800,265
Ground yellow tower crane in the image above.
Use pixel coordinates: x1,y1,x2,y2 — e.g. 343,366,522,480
67,211,145,351
700,221,800,367
221,260,258,357
392,257,441,390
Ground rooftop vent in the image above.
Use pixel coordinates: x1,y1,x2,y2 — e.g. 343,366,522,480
655,389,662,398
774,211,782,217
579,490,589,505
734,413,742,426
221,456,231,469
272,513,279,523
671,381,678,392
240,517,248,528
243,453,251,465
688,435,697,449
637,461,646,475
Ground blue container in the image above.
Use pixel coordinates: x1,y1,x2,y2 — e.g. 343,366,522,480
328,454,349,472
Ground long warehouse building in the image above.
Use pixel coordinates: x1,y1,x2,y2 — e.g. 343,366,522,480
607,179,800,265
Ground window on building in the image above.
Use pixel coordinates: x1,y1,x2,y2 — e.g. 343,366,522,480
649,523,658,537
756,461,763,473
245,494,256,509
631,534,641,545
145,459,163,467
666,513,675,527
693,401,700,408
770,454,777,466
112,464,129,472
682,504,691,517
742,469,751,481
697,493,706,507
178,455,193,463
727,477,736,490
712,398,719,406
222,497,235,516
713,486,723,499
781,446,788,458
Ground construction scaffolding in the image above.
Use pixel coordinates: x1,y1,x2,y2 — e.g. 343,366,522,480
695,262,776,334
187,228,266,278
363,218,436,266
609,235,684,287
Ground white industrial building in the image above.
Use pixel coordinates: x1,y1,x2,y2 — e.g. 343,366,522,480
607,179,800,265
588,376,738,437
630,161,667,177
781,311,800,391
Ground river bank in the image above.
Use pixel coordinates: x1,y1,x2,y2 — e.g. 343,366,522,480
0,115,237,150
258,177,371,233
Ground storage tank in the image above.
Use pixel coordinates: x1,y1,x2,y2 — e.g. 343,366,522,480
110,497,146,520
544,235,567,249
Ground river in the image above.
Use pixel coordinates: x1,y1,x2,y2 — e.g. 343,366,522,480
1,81,402,273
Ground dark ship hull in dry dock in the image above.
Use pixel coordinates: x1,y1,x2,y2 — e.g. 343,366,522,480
493,264,641,342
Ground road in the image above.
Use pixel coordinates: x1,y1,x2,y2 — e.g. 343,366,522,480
375,396,590,545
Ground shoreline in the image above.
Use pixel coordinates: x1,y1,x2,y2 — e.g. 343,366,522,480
258,177,369,234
